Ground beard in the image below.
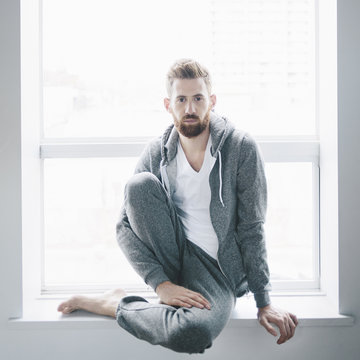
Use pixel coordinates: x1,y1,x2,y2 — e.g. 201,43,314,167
173,108,212,138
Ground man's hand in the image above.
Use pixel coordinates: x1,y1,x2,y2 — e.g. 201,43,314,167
257,304,298,345
156,281,211,310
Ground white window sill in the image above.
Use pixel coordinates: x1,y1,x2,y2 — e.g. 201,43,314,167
7,291,354,330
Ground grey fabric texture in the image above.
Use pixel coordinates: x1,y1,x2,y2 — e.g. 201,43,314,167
116,172,236,354
116,111,272,308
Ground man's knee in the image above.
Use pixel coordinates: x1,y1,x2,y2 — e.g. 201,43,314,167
166,320,213,354
125,172,161,202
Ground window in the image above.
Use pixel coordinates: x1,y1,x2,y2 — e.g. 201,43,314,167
33,0,319,294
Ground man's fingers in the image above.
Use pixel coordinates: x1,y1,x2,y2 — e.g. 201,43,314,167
258,306,298,345
288,316,297,339
179,296,206,309
259,317,277,337
158,283,211,310
276,322,288,344
284,320,292,341
280,315,297,342
289,312,299,326
194,294,211,309
186,290,209,303
173,298,192,308
186,290,211,309
260,315,289,344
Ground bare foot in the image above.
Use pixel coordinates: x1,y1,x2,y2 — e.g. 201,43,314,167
57,288,127,318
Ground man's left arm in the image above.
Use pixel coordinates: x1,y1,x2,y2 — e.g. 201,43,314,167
236,133,298,344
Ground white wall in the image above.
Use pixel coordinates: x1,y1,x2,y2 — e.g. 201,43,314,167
1,0,360,359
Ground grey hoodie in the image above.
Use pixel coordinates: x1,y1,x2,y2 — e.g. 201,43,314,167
116,112,272,308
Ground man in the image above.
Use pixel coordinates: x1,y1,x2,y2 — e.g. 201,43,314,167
58,59,298,353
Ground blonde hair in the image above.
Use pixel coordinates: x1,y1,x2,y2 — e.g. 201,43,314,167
166,59,212,97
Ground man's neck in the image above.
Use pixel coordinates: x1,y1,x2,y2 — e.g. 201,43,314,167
178,126,210,155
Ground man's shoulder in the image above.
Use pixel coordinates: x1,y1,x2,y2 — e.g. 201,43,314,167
134,136,163,173
147,135,162,148
142,136,162,156
224,123,256,150
221,123,262,165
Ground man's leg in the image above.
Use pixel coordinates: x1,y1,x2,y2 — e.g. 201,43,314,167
120,171,186,285
57,289,126,317
58,171,184,318
115,172,236,353
116,240,236,354
59,172,235,354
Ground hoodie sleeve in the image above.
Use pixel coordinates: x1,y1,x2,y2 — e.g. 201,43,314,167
236,133,272,308
115,140,170,292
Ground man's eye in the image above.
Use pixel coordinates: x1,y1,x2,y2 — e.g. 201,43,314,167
178,97,186,103
195,96,203,101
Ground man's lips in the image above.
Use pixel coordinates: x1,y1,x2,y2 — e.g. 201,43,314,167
183,117,199,123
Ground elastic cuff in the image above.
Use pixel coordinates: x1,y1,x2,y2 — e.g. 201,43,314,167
254,292,271,308
116,295,148,317
144,268,170,292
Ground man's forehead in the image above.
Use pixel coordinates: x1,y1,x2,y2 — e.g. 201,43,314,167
171,78,208,97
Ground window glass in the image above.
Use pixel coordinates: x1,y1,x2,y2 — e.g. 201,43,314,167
42,0,315,138
266,162,315,281
43,159,315,287
43,157,143,287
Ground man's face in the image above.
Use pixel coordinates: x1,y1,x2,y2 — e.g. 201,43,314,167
164,78,216,138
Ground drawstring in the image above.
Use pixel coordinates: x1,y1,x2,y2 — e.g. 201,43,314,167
218,151,225,207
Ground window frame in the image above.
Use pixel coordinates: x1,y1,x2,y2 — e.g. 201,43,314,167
20,0,333,302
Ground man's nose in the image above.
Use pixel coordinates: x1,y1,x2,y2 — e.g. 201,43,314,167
185,100,195,114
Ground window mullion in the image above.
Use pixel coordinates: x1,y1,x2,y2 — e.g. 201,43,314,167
40,141,320,162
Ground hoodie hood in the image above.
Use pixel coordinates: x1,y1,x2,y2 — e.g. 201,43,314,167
159,111,234,207
160,111,233,163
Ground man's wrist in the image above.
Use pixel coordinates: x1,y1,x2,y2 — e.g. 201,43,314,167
145,270,170,293
155,280,172,294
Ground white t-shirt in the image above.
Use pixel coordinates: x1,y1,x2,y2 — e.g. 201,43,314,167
171,136,219,259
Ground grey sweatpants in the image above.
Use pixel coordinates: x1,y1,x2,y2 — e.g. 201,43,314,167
116,172,236,354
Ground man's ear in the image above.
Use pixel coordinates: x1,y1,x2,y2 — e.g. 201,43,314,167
164,98,171,113
210,94,217,110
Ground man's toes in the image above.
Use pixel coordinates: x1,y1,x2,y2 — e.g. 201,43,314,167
57,302,67,312
58,300,77,313
63,306,73,314
60,304,75,314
